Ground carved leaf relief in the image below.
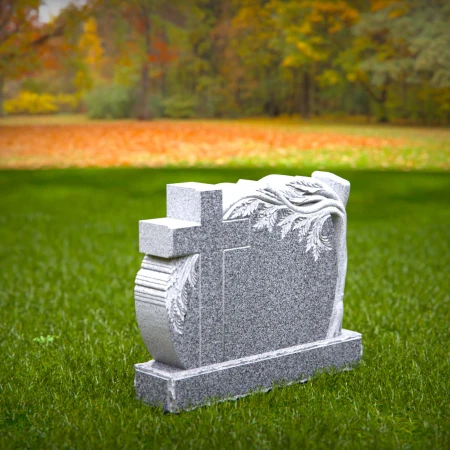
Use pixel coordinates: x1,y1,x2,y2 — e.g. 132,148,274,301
166,254,199,334
224,178,345,261
136,254,199,335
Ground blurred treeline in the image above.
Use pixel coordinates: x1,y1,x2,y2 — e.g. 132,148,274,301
1,0,450,124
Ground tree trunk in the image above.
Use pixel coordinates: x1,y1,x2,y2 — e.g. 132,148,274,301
358,77,389,123
313,76,320,116
310,69,316,116
0,74,4,117
137,8,152,120
301,71,310,119
378,84,388,123
401,79,408,119
288,69,297,116
138,63,150,120
263,69,280,117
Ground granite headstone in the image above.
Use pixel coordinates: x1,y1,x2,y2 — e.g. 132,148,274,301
134,171,362,412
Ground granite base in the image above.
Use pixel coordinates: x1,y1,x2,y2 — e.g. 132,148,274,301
134,329,362,412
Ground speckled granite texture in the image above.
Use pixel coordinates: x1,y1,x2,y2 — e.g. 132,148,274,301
135,330,362,412
134,172,362,411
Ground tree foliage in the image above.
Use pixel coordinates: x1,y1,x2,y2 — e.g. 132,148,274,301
1,0,449,123
0,0,87,115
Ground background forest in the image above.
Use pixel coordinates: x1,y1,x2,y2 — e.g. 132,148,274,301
1,0,450,125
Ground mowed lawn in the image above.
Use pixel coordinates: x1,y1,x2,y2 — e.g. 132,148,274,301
0,115,449,171
1,167,449,449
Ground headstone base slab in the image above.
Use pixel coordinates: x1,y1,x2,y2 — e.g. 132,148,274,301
134,329,362,412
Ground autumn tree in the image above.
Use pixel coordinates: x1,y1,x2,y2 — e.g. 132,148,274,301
0,0,42,115
230,0,283,116
94,0,185,119
74,17,105,96
0,0,87,116
349,0,450,122
272,0,359,118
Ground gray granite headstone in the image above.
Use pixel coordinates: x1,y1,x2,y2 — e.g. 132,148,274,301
134,171,362,412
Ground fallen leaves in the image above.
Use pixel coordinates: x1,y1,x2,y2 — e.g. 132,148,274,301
0,120,448,170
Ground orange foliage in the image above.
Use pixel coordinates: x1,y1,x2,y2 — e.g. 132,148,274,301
37,36,69,71
148,38,177,64
0,121,408,169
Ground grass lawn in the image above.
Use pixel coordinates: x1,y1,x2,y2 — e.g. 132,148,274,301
0,167,449,449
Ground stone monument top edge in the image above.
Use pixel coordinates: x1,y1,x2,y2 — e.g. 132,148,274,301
312,171,351,206
162,173,351,216
167,181,223,192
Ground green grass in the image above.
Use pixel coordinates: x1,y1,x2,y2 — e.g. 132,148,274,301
1,167,449,449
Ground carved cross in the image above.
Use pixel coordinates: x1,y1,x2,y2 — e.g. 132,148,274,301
139,182,250,365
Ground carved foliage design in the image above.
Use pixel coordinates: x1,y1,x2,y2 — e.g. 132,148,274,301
224,179,345,261
166,254,199,334
136,254,199,335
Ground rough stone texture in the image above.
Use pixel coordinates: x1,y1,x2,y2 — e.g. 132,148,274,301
222,216,336,360
134,172,362,410
135,330,362,412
